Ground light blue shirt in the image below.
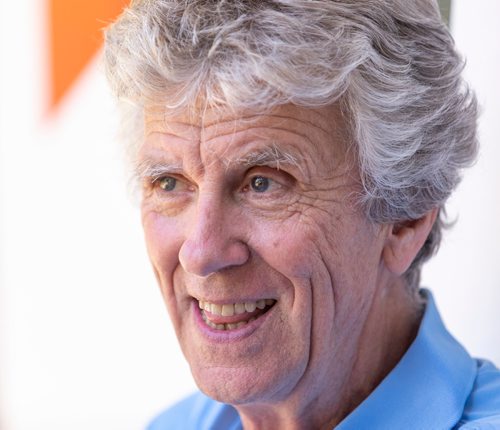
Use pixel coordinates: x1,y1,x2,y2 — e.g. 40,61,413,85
148,291,500,429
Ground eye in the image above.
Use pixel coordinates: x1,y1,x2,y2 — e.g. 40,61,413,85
250,176,270,193
157,176,177,191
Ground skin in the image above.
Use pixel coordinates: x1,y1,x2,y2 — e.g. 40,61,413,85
138,103,437,429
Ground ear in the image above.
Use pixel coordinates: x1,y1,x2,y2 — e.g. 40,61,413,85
383,208,439,276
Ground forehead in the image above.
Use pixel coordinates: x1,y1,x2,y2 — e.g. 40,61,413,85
140,103,351,173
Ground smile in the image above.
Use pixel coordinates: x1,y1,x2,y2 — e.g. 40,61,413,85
198,299,276,331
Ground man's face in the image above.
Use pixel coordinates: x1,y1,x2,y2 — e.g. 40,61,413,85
139,104,389,405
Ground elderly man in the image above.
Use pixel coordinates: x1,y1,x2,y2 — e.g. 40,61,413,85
104,1,500,428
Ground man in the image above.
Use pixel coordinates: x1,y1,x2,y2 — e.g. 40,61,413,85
104,0,500,428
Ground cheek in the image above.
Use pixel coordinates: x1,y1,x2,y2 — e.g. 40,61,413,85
251,217,321,280
142,210,183,264
249,218,332,329
142,211,184,310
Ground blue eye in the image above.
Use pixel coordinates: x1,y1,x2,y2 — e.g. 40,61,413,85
250,176,270,193
158,176,177,191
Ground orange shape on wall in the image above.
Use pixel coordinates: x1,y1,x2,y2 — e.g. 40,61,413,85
49,0,127,111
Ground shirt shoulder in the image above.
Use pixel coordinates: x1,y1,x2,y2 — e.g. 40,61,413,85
146,391,241,430
455,359,500,429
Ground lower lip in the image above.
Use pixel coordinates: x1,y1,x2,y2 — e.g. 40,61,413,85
192,301,275,342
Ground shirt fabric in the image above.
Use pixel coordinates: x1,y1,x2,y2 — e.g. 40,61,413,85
147,290,500,429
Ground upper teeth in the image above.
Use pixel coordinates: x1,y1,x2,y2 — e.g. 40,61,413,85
198,299,275,316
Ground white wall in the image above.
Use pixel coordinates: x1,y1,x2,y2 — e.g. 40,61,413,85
0,2,195,429
0,1,499,429
421,1,500,364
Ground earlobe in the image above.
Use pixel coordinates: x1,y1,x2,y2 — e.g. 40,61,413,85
383,208,439,276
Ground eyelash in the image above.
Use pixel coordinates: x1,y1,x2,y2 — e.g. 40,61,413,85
150,175,186,193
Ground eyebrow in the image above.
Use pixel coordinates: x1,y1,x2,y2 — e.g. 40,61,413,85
134,159,183,182
230,144,303,172
134,144,307,182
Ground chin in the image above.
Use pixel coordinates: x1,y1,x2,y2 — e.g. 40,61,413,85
191,362,300,406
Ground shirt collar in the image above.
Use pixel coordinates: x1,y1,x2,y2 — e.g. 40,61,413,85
336,289,477,430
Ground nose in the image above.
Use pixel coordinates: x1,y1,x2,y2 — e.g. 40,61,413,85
178,197,250,277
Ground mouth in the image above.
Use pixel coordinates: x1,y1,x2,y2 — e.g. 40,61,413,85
197,298,277,331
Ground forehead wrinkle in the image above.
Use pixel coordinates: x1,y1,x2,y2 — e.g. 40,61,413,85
197,115,345,175
145,122,200,144
143,130,192,148
138,132,206,181
200,124,322,153
146,104,343,140
147,105,343,154
198,112,335,143
200,124,333,181
143,119,206,178
144,105,347,182
251,113,333,138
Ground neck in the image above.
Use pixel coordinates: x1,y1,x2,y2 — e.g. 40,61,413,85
342,278,423,419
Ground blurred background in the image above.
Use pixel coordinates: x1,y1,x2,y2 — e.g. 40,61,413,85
0,1,499,429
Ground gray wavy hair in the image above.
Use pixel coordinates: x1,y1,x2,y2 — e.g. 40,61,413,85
104,0,478,289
